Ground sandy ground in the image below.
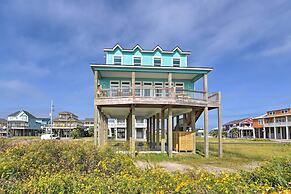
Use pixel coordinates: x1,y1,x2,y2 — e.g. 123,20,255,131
135,160,261,173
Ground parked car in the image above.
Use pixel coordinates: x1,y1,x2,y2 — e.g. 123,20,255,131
41,133,60,140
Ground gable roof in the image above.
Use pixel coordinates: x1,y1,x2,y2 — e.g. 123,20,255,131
8,110,36,119
58,111,78,117
8,111,21,117
104,43,191,55
224,118,253,126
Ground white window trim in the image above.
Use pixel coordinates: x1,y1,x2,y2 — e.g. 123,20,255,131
113,55,123,65
175,82,184,93
143,81,153,86
154,82,163,86
132,56,142,66
153,56,162,66
172,57,181,67
110,80,120,88
121,81,131,87
135,81,141,86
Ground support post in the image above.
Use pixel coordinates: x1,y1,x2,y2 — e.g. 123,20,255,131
156,113,160,149
274,127,277,139
217,95,223,158
161,109,166,153
152,115,156,149
146,119,150,143
126,116,129,141
94,70,98,147
149,117,152,149
190,108,196,154
98,111,105,146
203,74,209,158
176,116,179,130
253,128,256,139
286,116,289,140
168,106,173,158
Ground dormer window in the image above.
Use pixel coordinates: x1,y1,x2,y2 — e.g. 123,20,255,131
173,58,181,67
113,56,122,65
133,57,141,66
153,57,162,66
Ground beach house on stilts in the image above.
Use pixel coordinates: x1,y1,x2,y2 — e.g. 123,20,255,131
91,44,223,158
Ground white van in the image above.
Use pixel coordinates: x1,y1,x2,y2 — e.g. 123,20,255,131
41,134,60,140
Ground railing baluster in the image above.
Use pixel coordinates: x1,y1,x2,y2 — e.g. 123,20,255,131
97,87,219,103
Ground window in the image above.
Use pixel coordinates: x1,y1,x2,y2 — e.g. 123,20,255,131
153,57,162,66
154,82,163,96
282,110,288,114
110,81,120,96
143,82,152,96
113,56,122,65
275,117,286,123
175,82,184,93
173,58,181,67
258,119,263,125
133,57,141,66
117,128,125,139
121,81,130,96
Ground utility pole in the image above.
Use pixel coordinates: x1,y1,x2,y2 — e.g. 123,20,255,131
50,100,54,134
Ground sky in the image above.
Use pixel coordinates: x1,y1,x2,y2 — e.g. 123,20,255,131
0,0,291,129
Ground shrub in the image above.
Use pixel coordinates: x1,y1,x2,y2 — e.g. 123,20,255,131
0,140,290,193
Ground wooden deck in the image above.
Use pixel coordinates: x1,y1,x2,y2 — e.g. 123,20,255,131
95,87,220,108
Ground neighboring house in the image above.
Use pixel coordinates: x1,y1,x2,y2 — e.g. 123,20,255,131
196,129,204,137
108,118,147,141
224,118,254,138
91,44,222,157
36,118,51,132
253,108,291,140
82,118,94,130
7,110,42,136
0,118,8,137
52,112,83,137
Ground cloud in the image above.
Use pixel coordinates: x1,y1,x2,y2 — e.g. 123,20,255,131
0,80,43,98
261,36,291,56
2,62,50,77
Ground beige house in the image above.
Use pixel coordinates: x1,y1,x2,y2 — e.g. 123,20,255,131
52,112,83,137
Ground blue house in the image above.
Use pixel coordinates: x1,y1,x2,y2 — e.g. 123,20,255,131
7,110,42,136
91,44,223,158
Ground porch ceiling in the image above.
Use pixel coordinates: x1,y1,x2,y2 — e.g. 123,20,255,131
101,107,193,119
91,64,213,82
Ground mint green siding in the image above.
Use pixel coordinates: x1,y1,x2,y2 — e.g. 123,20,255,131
105,48,188,67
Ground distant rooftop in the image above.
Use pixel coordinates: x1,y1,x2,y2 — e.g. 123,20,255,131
8,110,36,119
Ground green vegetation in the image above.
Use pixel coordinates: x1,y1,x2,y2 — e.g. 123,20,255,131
0,138,290,193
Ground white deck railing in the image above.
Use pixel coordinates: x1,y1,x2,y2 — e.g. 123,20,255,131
265,122,291,127
97,87,219,103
